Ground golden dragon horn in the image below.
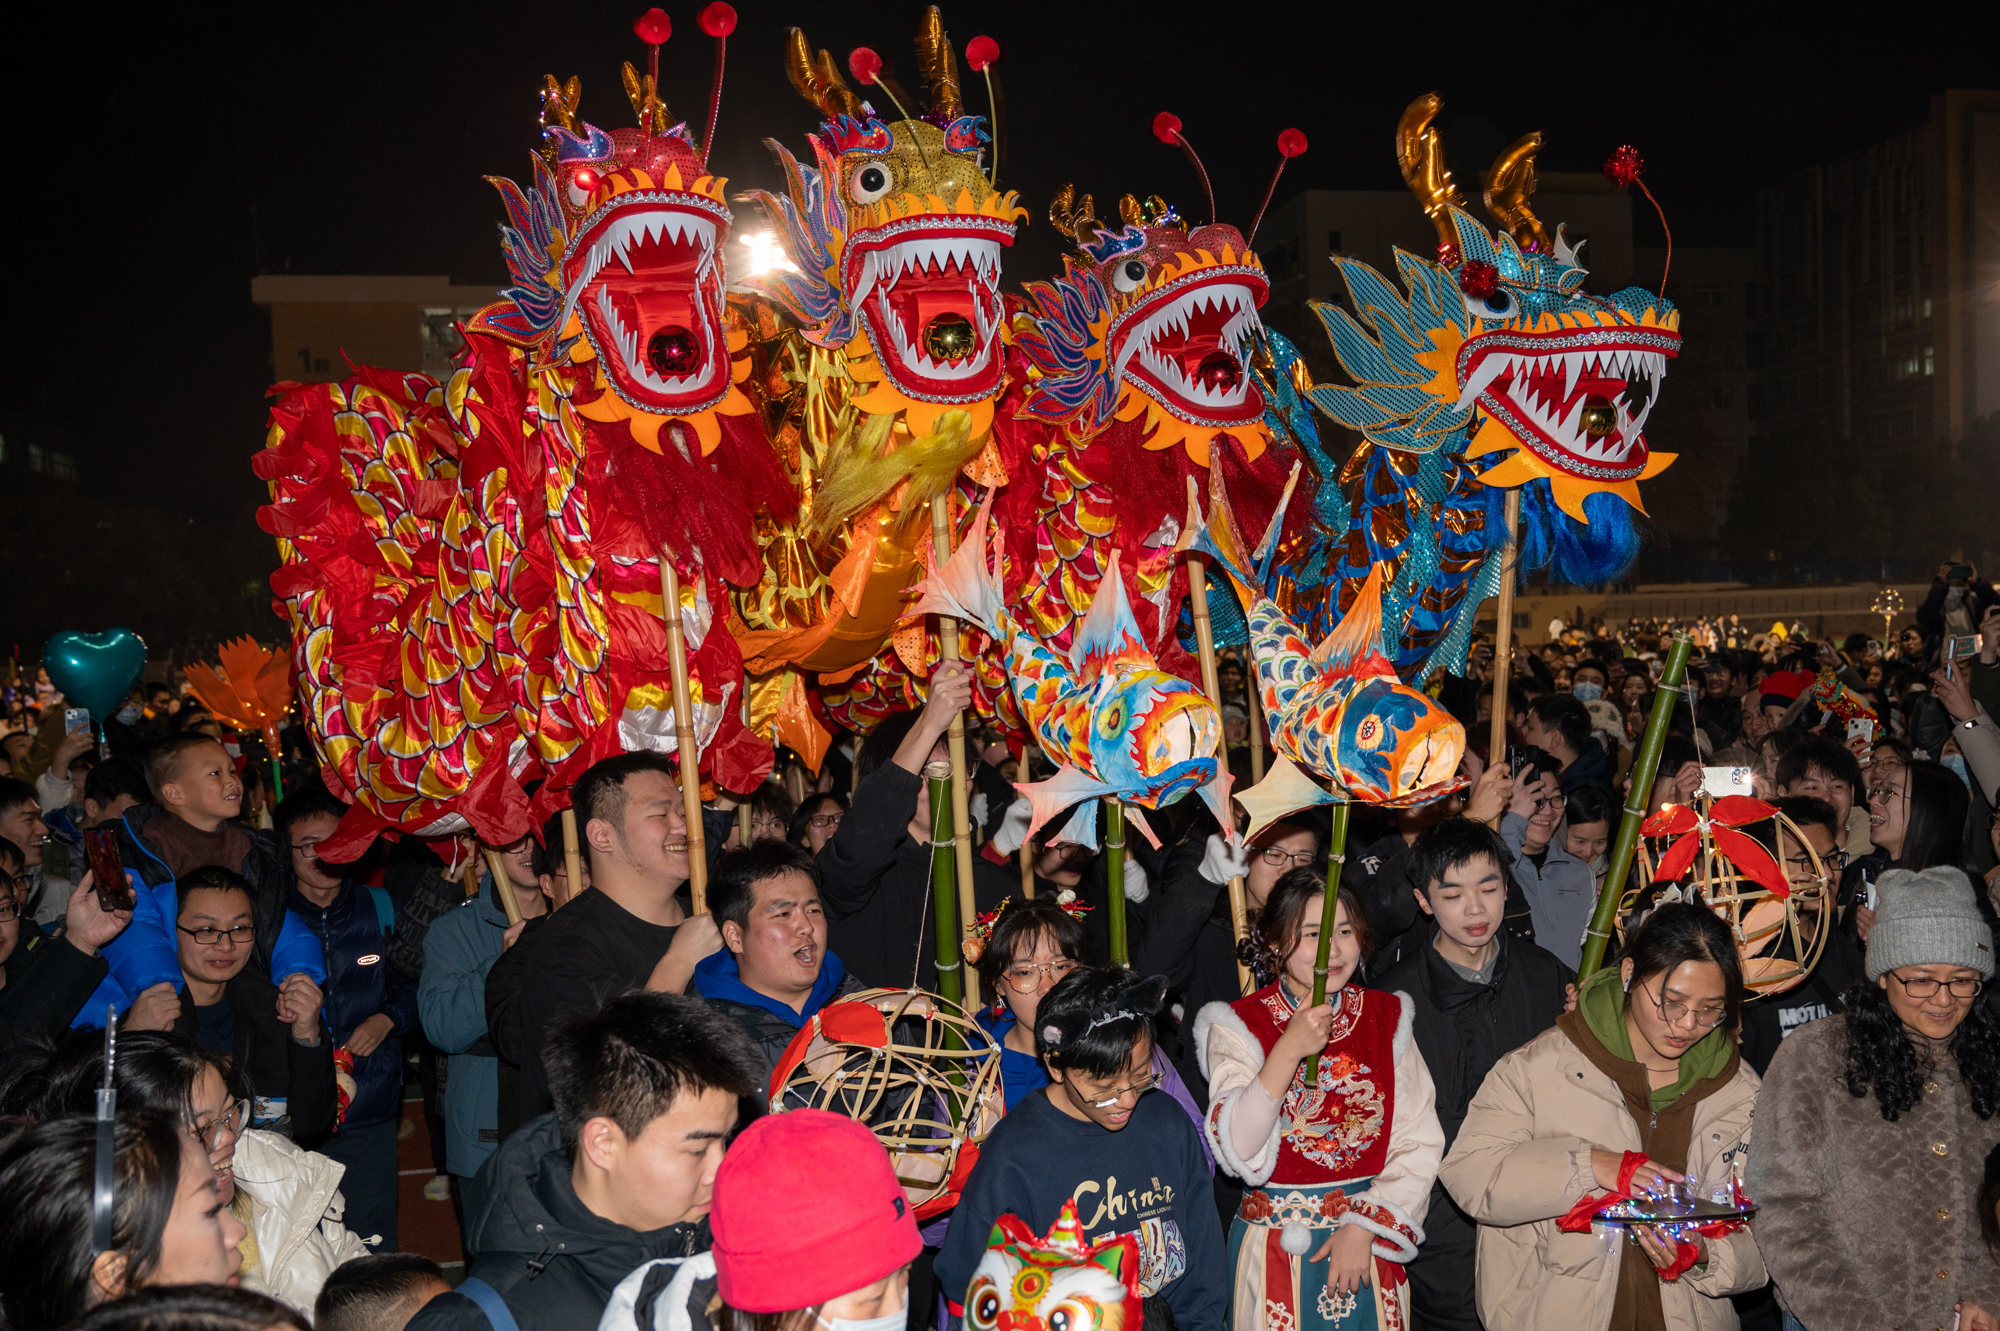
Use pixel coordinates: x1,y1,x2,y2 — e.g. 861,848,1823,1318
914,6,965,122
783,27,861,120
1397,93,1468,257
1484,131,1552,252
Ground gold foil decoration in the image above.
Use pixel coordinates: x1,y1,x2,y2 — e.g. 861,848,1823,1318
914,6,965,121
783,28,862,120
1484,132,1551,252
620,61,671,134
1397,93,1467,255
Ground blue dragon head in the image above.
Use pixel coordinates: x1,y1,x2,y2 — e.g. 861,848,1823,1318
1311,94,1681,525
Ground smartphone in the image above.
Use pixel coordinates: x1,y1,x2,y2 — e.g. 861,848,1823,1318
1846,717,1875,745
1507,745,1531,777
1701,766,1754,798
82,828,133,913
64,707,90,734
1947,564,1973,581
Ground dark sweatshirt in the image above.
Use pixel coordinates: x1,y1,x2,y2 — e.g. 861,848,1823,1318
936,1086,1227,1331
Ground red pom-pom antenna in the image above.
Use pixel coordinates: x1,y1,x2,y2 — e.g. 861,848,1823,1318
1248,127,1310,245
1603,144,1645,189
1151,112,1214,226
848,47,884,85
698,1,735,36
695,3,736,163
966,35,1000,71
1603,144,1672,296
632,7,671,44
1152,112,1184,145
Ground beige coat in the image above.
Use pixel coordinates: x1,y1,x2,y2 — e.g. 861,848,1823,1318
1438,1025,1766,1331
230,1128,373,1319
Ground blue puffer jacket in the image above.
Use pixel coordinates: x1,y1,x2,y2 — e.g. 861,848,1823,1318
418,871,511,1178
74,807,326,1028
287,880,420,1132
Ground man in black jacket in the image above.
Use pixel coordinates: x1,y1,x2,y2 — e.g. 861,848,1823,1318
1376,818,1571,1331
817,664,1013,991
408,990,762,1331
489,752,723,1128
693,841,864,1086
0,838,131,1048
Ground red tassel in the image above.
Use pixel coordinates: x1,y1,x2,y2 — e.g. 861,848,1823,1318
1603,145,1645,189
966,35,999,71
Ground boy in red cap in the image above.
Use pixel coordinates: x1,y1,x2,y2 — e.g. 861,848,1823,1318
601,1108,920,1331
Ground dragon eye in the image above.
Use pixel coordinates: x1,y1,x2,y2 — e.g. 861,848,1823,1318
1461,288,1515,321
1111,258,1149,293
970,1290,1000,1329
849,162,894,204
567,167,601,210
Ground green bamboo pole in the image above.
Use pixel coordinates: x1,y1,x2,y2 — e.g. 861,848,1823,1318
1303,801,1352,1083
1577,636,1694,978
925,760,963,1003
1106,801,1128,966
269,755,284,802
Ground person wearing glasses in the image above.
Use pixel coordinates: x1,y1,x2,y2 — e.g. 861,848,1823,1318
786,792,847,855
133,865,335,1146
1196,869,1443,1330
1844,759,1981,946
938,966,1228,1331
1751,867,2000,1331
1501,749,1602,972
0,1029,370,1321
1439,905,1763,1331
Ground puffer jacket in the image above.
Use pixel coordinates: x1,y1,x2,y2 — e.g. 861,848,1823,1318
1438,1007,1765,1330
231,1127,373,1315
288,879,420,1132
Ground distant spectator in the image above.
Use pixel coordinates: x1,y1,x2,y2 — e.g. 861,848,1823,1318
316,1254,450,1331
1515,693,1613,795
786,791,847,855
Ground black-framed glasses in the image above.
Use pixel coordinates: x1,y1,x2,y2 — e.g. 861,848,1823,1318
0,895,20,923
1531,792,1568,812
1889,972,1984,1000
1076,1071,1163,1109
1002,959,1077,993
807,812,842,829
1256,847,1316,869
1644,978,1728,1030
177,923,255,946
196,1098,250,1151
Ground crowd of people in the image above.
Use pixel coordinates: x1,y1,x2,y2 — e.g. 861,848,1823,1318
0,563,1998,1331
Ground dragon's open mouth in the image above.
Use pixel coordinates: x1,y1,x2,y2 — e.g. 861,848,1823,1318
848,216,1012,403
1456,325,1680,480
567,196,730,414
1113,272,1267,426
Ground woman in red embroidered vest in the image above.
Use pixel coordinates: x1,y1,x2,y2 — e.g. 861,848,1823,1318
1194,868,1444,1331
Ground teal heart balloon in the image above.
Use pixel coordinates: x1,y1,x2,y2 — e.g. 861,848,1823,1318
42,629,148,722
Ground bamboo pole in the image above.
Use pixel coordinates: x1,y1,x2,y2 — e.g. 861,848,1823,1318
1303,801,1352,1083
1486,489,1522,828
1106,801,1129,966
483,848,523,926
931,497,981,1008
660,551,709,914
1578,636,1693,978
1187,555,1252,992
1016,743,1035,898
459,844,481,899
559,808,581,908
925,759,963,1003
737,693,754,847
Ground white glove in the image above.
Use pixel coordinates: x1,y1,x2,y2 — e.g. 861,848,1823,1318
969,791,990,831
991,797,1034,855
1123,853,1150,904
1198,833,1251,885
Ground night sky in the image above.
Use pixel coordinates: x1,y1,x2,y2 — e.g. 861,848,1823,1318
5,2,1993,535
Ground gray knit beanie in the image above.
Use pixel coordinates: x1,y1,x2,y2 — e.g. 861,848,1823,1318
1864,866,1995,980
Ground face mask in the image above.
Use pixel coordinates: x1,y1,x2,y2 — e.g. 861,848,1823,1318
115,704,142,725
1943,754,1972,788
819,1302,909,1331
1573,682,1604,703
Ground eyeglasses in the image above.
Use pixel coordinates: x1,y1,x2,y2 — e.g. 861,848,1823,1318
289,835,326,856
1256,847,1316,869
1002,959,1077,992
195,1098,250,1151
0,897,19,923
1531,792,1568,812
178,924,255,946
1076,1071,1163,1108
807,813,842,830
1889,972,1984,1000
1644,979,1728,1030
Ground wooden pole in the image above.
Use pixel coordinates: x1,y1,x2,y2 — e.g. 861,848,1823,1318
1246,674,1266,786
483,848,523,926
661,551,709,914
1106,800,1128,966
931,497,981,1008
1486,489,1523,828
737,693,754,847
1186,555,1252,993
458,843,481,899
1016,743,1035,898
1303,802,1352,1083
558,808,581,908
1579,636,1694,978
